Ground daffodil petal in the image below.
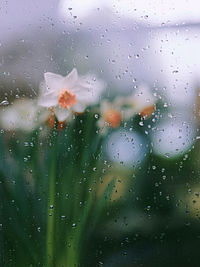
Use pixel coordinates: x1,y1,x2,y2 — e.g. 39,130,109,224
73,74,105,104
38,95,58,107
44,72,64,94
38,81,58,107
78,74,105,92
54,106,70,121
75,87,102,104
133,84,156,112
63,68,78,88
72,102,86,113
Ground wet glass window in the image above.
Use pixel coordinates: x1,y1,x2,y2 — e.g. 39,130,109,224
1,1,200,266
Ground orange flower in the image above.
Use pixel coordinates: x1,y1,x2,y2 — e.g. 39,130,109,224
97,100,122,134
58,89,77,109
104,109,122,128
140,105,155,119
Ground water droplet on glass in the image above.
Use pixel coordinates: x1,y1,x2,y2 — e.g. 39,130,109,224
0,100,9,106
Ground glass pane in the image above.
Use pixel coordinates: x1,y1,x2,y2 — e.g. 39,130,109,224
1,1,200,266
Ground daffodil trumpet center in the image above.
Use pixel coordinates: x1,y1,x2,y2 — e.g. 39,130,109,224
140,105,155,119
104,109,122,128
58,88,77,109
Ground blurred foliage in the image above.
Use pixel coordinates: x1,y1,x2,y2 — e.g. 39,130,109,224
1,105,200,267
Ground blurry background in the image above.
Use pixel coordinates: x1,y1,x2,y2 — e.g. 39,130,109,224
1,0,200,266
1,0,200,158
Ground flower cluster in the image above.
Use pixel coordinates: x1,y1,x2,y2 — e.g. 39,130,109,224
0,99,48,132
0,69,156,132
98,84,156,134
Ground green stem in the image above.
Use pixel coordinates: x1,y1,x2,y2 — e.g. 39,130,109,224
66,229,81,266
46,135,57,267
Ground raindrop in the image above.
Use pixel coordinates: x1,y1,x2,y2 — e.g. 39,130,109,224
0,100,9,106
163,103,168,108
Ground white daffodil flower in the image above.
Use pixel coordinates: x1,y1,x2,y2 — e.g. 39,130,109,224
38,68,105,121
0,99,48,132
97,99,122,135
116,84,156,120
132,84,156,116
